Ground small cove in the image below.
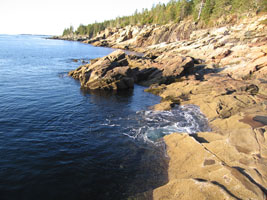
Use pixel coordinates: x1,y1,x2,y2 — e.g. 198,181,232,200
0,35,210,200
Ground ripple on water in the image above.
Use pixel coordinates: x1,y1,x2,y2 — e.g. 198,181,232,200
0,35,211,200
103,104,211,144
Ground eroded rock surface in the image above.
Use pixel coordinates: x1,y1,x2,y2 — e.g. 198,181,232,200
69,50,135,90
145,60,267,200
69,50,196,90
153,133,266,200
146,70,267,199
67,14,267,199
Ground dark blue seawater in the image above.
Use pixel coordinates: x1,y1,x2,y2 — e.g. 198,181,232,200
0,35,209,200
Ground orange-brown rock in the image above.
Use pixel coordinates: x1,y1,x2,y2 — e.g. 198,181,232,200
67,13,267,199
69,50,196,89
147,72,267,199
153,133,266,200
68,50,135,90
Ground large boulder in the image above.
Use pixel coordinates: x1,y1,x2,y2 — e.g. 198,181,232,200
69,50,134,90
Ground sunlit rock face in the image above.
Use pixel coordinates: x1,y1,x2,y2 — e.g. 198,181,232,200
69,50,135,90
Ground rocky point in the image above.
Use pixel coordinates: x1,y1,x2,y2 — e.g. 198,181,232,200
66,13,267,200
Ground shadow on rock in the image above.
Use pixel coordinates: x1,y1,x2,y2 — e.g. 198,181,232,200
185,64,226,81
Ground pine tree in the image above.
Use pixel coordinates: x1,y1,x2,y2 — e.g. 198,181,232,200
202,0,215,23
62,0,262,37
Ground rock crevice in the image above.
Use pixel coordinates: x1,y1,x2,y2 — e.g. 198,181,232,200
67,14,267,200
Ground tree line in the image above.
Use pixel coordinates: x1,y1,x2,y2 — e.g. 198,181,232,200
62,0,267,37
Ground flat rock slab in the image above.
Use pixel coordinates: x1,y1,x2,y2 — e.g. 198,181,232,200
153,133,266,200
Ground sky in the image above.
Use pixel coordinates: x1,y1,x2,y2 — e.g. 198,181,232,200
0,0,170,35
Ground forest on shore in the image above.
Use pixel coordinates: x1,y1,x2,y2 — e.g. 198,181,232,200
62,0,267,37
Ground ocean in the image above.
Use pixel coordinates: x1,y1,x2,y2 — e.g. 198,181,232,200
0,35,209,200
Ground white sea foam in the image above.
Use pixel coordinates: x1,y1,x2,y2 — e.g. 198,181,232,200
131,105,210,144
102,105,210,144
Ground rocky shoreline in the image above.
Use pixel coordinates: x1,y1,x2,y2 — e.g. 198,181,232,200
63,13,267,199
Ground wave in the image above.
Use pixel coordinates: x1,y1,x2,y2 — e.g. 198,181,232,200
102,104,211,144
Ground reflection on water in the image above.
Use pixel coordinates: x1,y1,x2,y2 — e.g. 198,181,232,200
80,87,134,98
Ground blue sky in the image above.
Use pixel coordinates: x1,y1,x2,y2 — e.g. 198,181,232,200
0,0,170,35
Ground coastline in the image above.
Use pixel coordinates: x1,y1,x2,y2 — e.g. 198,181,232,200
57,13,267,199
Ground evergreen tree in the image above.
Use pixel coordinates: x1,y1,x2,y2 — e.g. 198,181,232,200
201,0,215,23
62,0,263,37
